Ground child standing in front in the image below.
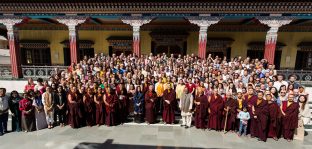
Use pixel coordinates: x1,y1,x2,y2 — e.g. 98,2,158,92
237,106,250,136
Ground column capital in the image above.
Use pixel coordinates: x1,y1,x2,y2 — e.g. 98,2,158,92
121,16,154,27
56,16,89,30
186,16,222,28
256,16,293,32
0,16,27,39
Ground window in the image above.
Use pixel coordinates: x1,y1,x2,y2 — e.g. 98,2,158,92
21,48,51,65
20,40,51,66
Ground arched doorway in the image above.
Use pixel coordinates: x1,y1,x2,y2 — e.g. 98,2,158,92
150,31,188,57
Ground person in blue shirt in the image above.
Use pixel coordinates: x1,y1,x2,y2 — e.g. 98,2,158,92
237,106,250,136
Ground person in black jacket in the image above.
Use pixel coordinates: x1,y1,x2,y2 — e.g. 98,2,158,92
54,86,67,127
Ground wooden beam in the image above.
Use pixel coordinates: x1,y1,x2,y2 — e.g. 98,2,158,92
38,18,57,24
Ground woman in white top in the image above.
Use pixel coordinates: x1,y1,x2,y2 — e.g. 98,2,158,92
294,95,311,141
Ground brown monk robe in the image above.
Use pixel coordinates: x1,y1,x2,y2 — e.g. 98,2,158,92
208,88,224,131
94,88,104,126
162,84,176,124
252,92,269,142
67,87,82,128
194,90,208,129
267,94,282,140
221,92,238,131
83,88,95,127
281,94,299,142
244,88,258,136
103,87,118,126
145,85,157,124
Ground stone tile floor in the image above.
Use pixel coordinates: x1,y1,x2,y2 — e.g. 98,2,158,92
1,123,312,149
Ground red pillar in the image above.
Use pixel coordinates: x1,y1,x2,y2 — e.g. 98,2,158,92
121,17,153,57
264,34,277,64
133,26,140,56
198,26,208,59
0,18,25,78
7,29,22,78
258,18,292,65
69,28,79,64
56,17,87,65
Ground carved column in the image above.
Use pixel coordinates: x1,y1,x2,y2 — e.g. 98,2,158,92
0,17,25,78
187,16,221,59
257,17,292,64
56,16,87,64
121,16,153,57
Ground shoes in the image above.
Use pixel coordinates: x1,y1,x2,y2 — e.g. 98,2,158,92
185,126,189,129
181,125,185,127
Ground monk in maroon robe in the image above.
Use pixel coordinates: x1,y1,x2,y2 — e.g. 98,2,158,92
162,84,176,124
194,90,208,129
244,88,258,136
83,88,94,127
208,88,224,131
252,91,269,142
104,87,118,126
221,92,238,131
67,87,82,128
267,94,281,140
281,94,299,141
94,88,104,126
145,85,157,124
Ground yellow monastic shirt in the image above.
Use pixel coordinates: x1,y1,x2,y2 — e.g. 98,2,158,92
156,83,164,97
238,99,243,109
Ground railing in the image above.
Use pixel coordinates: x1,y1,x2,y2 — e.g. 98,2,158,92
21,65,68,79
0,65,12,79
0,65,312,81
276,69,312,82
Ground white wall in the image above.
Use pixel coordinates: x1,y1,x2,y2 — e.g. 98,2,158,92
0,80,27,93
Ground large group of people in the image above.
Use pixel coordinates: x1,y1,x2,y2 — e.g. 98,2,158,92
0,53,311,142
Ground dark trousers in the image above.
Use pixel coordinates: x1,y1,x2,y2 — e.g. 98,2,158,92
55,109,66,124
12,114,21,132
0,112,8,134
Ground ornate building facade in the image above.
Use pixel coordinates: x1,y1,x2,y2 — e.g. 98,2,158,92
0,0,312,78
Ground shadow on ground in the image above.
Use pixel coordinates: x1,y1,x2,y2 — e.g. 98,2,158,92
74,139,208,149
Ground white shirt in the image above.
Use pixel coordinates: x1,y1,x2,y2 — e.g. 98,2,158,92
274,81,288,91
0,96,9,113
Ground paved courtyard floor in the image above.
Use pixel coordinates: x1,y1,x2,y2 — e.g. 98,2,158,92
1,123,312,149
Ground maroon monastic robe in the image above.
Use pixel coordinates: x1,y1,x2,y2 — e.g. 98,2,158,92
117,94,128,124
83,94,94,126
208,94,224,130
244,95,258,135
68,92,82,128
145,91,157,124
105,93,118,126
282,101,299,140
221,97,238,131
195,95,208,129
162,89,176,124
253,99,269,141
95,94,104,125
267,102,282,138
